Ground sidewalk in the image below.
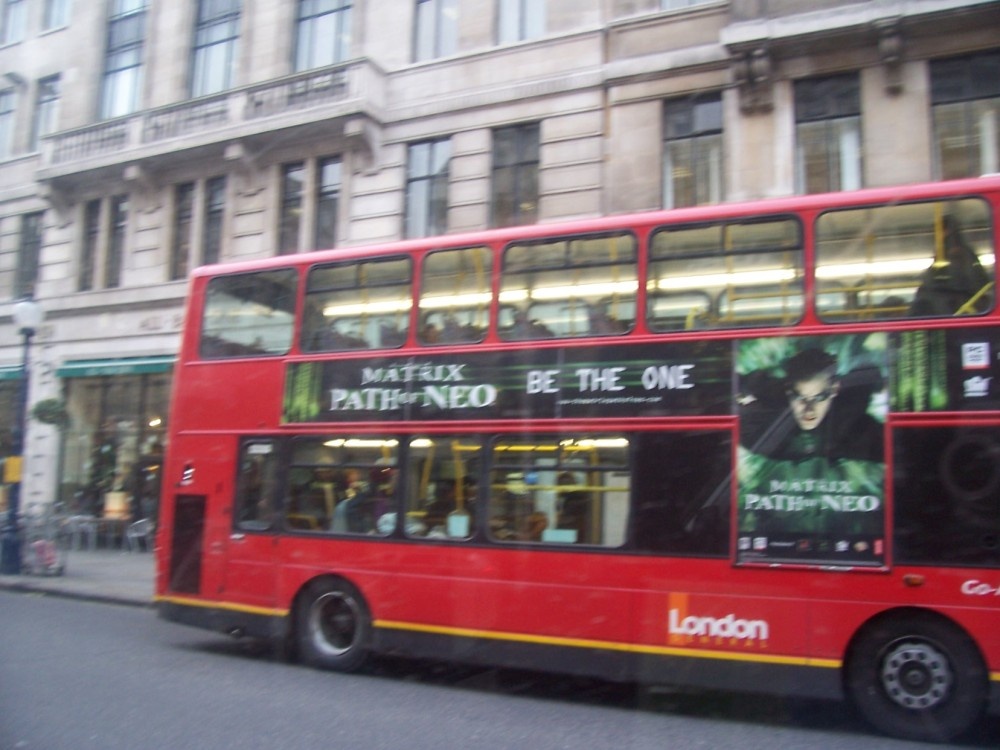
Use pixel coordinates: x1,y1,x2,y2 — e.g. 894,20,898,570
0,547,155,608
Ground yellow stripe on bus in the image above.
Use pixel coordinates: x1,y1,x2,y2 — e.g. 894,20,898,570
374,619,841,669
157,600,1000,679
155,594,288,618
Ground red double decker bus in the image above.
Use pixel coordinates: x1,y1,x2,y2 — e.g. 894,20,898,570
156,176,1000,742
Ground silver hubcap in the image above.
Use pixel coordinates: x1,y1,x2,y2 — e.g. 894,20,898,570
308,591,360,657
881,640,953,710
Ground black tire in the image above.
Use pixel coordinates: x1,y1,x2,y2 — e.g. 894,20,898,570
845,613,988,743
295,578,371,672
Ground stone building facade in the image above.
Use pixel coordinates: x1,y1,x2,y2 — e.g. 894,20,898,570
0,0,998,514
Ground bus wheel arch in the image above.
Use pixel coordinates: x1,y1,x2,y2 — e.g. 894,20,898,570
293,575,372,673
843,607,988,743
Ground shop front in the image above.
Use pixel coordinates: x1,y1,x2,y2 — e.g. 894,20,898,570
56,356,172,525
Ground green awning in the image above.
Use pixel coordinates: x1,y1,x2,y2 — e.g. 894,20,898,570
57,355,175,378
0,364,25,381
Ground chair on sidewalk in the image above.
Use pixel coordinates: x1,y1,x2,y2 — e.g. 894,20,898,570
123,518,154,553
64,515,98,551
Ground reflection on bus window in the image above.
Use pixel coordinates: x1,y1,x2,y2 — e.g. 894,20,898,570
815,198,994,322
404,436,482,539
419,247,491,345
487,435,630,546
284,437,398,536
302,257,412,351
201,270,297,357
499,233,637,340
235,441,280,531
647,217,803,331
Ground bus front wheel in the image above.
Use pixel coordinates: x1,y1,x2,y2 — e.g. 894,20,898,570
845,613,987,742
296,578,371,672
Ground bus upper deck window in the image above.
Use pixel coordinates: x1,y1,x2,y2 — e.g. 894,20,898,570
200,270,297,358
815,198,994,322
302,257,413,351
419,247,491,346
499,233,637,340
647,217,803,332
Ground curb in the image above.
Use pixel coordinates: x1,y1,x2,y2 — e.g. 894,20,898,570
0,579,154,609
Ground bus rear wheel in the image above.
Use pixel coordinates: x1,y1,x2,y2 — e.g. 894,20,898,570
845,614,987,742
296,579,371,672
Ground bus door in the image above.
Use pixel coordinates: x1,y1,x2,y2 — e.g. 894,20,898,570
222,439,281,609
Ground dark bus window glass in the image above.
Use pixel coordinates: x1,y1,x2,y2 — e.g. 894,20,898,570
200,269,296,357
302,256,412,350
499,233,637,340
235,441,279,532
815,198,994,322
647,217,803,331
488,435,630,546
894,426,1000,567
632,431,731,557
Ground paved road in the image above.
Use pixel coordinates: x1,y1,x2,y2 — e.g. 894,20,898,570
1,591,997,750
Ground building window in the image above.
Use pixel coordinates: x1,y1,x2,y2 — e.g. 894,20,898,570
295,0,351,72
15,212,44,298
100,0,147,119
498,0,544,43
169,183,194,281
191,0,241,97
202,176,226,265
1,0,26,44
169,177,226,279
794,74,862,194
414,0,457,62
44,0,71,30
0,89,14,159
314,157,340,249
79,200,100,291
279,162,305,254
279,157,339,254
103,195,128,288
931,50,1000,180
406,138,450,238
492,123,539,228
31,75,61,151
663,93,722,208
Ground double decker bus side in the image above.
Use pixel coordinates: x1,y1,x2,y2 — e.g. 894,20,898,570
157,176,1000,742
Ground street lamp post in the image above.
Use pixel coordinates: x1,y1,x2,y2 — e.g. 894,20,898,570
1,296,44,575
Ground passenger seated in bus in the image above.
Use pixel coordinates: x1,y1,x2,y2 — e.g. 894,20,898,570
910,216,992,317
331,469,374,533
509,309,554,339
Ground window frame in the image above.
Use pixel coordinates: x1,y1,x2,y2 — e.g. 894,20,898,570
663,92,723,209
190,0,242,98
491,122,540,228
793,73,862,195
405,137,451,239
295,0,352,72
